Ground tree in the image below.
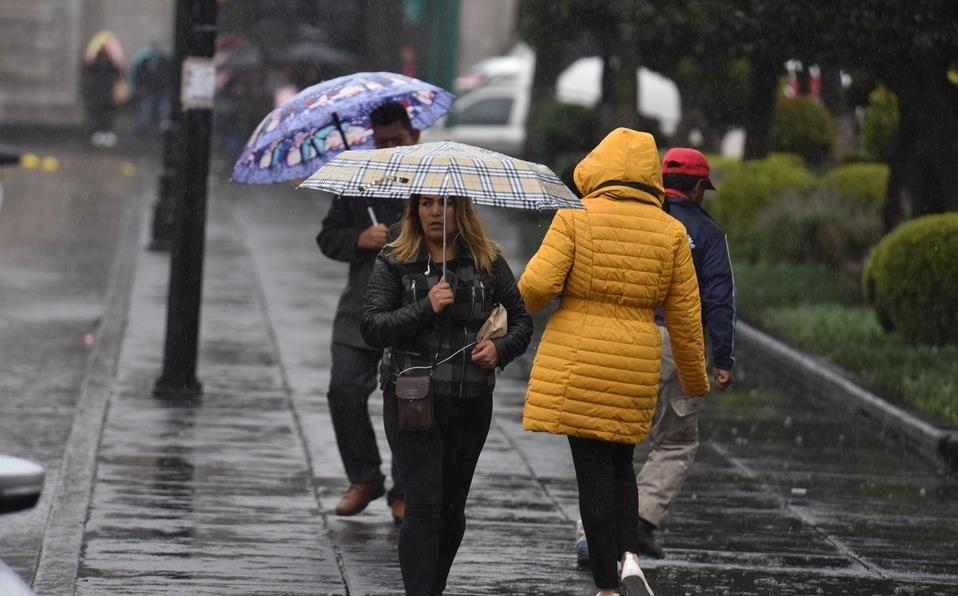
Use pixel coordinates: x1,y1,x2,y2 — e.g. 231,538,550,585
836,0,958,229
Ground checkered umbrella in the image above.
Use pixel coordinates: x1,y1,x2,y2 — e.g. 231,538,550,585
298,141,583,210
299,141,582,277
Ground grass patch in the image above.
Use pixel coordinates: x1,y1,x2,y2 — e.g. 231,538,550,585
734,261,862,315
737,263,958,426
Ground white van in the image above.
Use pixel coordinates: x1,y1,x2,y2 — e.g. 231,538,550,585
422,48,681,157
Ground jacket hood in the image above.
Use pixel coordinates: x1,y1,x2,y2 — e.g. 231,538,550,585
574,128,665,207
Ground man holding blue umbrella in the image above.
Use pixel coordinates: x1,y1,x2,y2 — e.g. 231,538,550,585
316,101,419,523
233,72,454,524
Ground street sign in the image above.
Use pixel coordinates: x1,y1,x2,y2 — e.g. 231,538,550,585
180,57,215,110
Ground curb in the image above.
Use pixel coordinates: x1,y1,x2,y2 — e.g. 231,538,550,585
736,322,958,473
31,179,147,594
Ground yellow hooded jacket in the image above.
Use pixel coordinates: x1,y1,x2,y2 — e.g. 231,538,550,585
519,128,710,444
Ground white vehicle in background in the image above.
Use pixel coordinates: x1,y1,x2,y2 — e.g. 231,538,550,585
0,149,41,596
423,45,682,157
0,455,43,596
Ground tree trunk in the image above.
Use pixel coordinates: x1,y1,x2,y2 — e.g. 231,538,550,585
609,36,640,131
743,57,780,160
523,36,565,159
820,65,857,159
597,47,616,133
885,70,958,229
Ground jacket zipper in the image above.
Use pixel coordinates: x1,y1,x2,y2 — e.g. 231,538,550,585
461,285,475,397
411,279,416,300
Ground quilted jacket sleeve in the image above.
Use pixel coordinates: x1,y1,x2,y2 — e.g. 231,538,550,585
662,229,711,396
361,253,437,349
490,256,533,369
518,210,575,313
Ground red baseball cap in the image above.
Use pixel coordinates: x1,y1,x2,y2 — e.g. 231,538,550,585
661,147,716,190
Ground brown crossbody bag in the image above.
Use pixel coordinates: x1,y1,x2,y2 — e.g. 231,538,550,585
394,304,507,432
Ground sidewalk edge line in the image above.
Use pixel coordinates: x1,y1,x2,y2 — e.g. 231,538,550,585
708,440,885,579
31,182,146,595
737,321,955,471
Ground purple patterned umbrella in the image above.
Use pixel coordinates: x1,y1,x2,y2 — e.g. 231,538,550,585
232,71,454,184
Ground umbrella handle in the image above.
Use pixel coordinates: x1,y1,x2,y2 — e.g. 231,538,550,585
442,196,446,280
332,112,351,151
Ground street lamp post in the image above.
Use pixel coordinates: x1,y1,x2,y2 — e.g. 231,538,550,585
154,0,219,399
148,0,192,252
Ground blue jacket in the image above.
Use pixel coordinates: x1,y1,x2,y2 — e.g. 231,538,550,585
657,193,736,370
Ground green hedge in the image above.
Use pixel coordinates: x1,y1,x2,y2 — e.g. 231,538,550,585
708,153,818,251
770,95,835,165
863,213,958,345
752,190,882,267
823,162,889,209
861,85,899,162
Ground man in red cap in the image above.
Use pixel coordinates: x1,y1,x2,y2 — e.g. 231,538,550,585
634,147,736,558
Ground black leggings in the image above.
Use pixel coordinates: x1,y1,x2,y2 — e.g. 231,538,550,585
384,386,493,596
568,435,640,590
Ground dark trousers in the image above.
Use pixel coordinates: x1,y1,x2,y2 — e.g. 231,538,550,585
384,386,493,596
328,342,402,501
568,435,640,590
86,103,116,134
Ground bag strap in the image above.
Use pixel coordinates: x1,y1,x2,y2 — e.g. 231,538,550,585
397,258,478,378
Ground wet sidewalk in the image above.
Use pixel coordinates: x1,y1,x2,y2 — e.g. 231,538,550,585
37,180,958,595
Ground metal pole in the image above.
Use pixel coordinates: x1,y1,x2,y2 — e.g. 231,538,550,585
148,0,190,251
154,0,219,399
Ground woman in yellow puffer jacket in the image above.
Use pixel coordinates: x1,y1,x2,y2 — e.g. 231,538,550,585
519,128,709,596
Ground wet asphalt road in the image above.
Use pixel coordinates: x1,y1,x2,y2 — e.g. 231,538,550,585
0,140,956,595
0,143,142,580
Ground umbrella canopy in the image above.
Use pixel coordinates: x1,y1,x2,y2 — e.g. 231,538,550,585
233,72,454,184
300,141,582,278
84,30,125,69
299,141,582,211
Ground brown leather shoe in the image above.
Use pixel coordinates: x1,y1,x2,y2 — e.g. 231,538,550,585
390,499,405,525
335,481,385,516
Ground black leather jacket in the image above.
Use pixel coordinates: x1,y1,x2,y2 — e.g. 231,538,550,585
361,245,533,398
316,195,404,350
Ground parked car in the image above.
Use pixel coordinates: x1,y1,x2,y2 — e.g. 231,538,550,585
0,455,44,514
425,84,530,156
0,147,41,596
0,144,20,214
422,49,681,157
0,455,43,595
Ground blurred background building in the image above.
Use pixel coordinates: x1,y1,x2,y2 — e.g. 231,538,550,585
0,0,173,126
0,0,518,129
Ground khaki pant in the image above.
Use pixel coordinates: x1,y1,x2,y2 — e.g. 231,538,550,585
636,326,705,526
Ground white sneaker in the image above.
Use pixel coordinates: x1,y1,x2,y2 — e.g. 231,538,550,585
102,132,118,147
620,552,654,596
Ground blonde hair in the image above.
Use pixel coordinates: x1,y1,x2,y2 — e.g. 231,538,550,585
388,195,500,272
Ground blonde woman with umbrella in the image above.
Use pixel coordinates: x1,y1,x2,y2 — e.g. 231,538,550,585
302,140,580,594
360,193,532,594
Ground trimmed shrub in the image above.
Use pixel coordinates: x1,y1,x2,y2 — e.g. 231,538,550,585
753,189,882,267
860,85,899,162
527,101,600,170
863,213,958,345
824,162,889,210
770,95,835,165
708,153,818,251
